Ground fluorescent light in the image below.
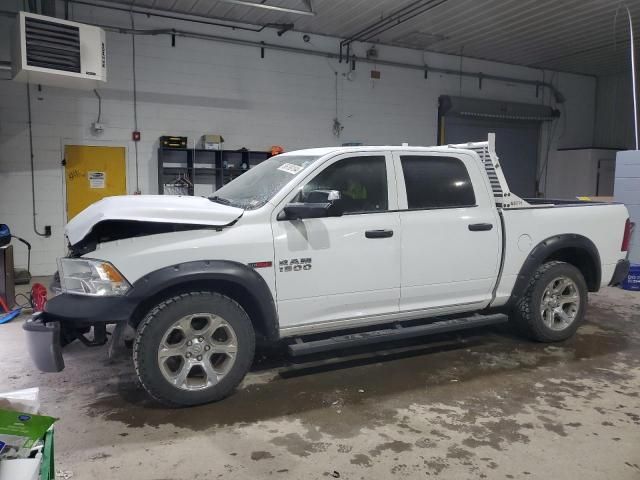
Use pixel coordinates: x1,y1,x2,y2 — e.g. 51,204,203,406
216,0,315,16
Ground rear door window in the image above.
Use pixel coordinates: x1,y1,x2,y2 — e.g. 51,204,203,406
400,155,476,209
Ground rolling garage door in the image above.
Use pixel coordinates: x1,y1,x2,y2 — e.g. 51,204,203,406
438,96,559,198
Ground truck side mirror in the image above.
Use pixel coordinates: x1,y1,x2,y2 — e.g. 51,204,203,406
279,190,343,220
327,190,341,202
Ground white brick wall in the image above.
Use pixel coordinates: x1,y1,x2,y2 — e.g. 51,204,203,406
0,5,596,275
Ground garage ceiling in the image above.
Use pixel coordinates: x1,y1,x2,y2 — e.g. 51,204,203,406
80,0,639,76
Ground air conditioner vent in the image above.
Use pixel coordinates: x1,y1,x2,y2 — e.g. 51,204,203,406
25,16,81,73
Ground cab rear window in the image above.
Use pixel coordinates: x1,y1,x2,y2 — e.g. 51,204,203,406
400,156,476,209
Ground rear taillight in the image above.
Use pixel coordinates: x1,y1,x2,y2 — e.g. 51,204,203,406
622,218,633,252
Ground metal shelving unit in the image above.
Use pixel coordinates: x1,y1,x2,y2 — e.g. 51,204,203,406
158,147,270,195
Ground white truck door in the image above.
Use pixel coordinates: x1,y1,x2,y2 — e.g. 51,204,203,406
272,152,401,332
393,151,501,313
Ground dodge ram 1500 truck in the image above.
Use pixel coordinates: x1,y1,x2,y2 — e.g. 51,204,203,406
24,135,631,406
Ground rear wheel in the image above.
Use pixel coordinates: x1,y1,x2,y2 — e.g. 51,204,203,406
133,291,255,406
513,261,587,342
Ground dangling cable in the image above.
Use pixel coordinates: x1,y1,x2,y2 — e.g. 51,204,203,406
458,45,464,96
27,84,49,237
93,88,102,123
615,2,639,149
332,71,343,137
130,9,141,192
625,4,639,150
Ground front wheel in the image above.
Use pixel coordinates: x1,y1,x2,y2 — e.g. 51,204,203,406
513,261,588,342
133,291,255,406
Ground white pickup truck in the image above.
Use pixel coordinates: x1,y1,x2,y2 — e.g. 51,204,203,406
25,135,631,406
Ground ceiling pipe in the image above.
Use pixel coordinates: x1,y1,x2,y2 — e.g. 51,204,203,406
0,6,565,102
342,0,430,44
359,1,450,43
302,0,314,14
360,0,448,43
68,0,293,33
88,22,564,103
339,0,450,61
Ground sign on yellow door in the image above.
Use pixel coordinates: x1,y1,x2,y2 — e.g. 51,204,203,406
65,145,127,220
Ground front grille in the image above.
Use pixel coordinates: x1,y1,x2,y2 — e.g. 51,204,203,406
25,16,81,73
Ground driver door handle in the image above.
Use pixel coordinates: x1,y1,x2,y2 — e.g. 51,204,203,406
365,229,394,239
468,223,493,231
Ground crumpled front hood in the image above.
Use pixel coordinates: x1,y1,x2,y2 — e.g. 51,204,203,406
66,195,244,246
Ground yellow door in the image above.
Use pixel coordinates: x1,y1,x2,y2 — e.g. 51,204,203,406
65,145,127,220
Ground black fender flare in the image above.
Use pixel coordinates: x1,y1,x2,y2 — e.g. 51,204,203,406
128,260,279,340
506,234,601,307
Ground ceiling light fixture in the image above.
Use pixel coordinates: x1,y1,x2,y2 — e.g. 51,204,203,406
216,0,315,16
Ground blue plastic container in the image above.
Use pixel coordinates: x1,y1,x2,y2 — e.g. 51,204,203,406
622,264,640,291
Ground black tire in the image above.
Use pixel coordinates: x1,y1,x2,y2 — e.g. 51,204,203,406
512,261,588,342
133,291,255,406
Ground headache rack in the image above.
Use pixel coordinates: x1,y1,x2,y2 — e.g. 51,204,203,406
448,133,530,209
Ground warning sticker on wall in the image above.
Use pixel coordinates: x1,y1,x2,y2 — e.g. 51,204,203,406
277,163,303,174
88,171,106,189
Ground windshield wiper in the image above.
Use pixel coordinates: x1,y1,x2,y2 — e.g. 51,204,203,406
209,196,232,205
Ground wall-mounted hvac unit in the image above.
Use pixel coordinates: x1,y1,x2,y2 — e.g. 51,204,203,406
12,11,106,89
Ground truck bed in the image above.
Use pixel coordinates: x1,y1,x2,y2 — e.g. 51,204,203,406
491,201,628,307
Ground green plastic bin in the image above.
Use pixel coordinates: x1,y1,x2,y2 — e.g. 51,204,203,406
39,428,54,480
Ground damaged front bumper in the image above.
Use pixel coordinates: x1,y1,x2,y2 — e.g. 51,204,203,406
23,291,135,373
23,313,65,372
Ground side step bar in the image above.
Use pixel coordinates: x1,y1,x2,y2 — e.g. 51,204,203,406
288,313,508,356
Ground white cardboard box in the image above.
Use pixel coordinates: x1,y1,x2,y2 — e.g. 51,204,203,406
0,457,40,480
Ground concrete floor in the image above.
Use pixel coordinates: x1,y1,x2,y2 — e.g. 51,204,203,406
1,284,639,479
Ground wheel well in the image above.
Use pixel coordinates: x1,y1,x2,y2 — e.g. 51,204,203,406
129,279,271,339
543,247,599,291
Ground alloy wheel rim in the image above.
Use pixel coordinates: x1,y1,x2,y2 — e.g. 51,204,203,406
157,313,238,391
539,276,580,331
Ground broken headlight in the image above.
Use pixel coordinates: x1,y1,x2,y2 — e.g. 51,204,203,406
57,258,131,296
